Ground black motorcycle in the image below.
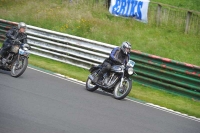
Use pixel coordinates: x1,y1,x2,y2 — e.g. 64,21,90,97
86,60,136,100
0,40,31,77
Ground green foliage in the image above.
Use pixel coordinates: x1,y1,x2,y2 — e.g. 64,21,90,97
151,0,200,11
129,82,200,118
63,18,93,37
29,54,89,80
0,0,199,65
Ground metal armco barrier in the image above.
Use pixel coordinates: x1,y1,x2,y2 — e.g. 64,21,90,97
130,51,200,99
0,19,200,100
0,19,115,69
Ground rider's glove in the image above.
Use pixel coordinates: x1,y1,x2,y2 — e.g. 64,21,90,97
11,36,16,40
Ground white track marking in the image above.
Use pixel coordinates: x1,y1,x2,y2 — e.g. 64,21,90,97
125,98,200,122
28,67,200,122
28,67,85,86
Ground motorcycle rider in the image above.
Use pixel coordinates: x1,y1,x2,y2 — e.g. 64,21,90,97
0,22,27,59
93,41,131,85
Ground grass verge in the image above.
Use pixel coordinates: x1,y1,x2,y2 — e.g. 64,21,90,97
151,0,200,11
29,54,200,118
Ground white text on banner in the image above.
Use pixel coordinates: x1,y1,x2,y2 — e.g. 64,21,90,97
109,0,150,23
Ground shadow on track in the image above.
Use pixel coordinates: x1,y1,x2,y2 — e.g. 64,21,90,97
0,70,10,76
86,88,127,101
0,69,25,79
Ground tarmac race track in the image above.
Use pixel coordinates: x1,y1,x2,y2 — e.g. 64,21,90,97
0,67,199,133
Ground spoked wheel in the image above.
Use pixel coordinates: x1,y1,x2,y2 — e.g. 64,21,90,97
86,71,99,92
113,78,132,100
11,57,28,77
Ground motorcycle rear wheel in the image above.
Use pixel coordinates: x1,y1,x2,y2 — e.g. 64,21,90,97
86,70,99,92
86,77,98,92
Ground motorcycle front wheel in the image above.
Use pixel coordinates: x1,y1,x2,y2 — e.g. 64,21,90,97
113,78,132,100
11,57,28,77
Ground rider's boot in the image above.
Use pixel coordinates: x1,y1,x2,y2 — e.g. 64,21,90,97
0,50,3,58
0,49,6,58
0,49,3,65
0,50,5,65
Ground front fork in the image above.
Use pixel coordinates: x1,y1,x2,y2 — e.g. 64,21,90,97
17,54,20,63
12,55,21,68
119,72,125,88
16,55,24,67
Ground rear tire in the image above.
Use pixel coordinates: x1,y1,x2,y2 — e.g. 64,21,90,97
86,77,98,92
86,70,99,92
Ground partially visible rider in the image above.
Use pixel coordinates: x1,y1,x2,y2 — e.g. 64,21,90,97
93,41,131,84
0,22,27,58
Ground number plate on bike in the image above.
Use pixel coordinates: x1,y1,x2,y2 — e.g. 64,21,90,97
127,60,135,67
19,49,29,56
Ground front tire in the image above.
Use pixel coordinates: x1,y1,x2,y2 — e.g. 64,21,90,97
113,78,132,100
11,57,28,77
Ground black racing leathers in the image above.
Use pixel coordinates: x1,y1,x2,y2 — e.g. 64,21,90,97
0,26,27,57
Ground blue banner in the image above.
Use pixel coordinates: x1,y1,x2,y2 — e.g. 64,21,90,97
109,0,150,23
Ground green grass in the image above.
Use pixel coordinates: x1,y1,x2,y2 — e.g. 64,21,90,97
151,0,200,11
0,0,200,66
29,55,89,80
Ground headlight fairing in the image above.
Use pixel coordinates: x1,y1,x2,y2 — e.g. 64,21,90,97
127,67,134,75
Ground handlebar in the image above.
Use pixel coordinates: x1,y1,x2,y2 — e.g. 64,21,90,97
12,39,21,44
